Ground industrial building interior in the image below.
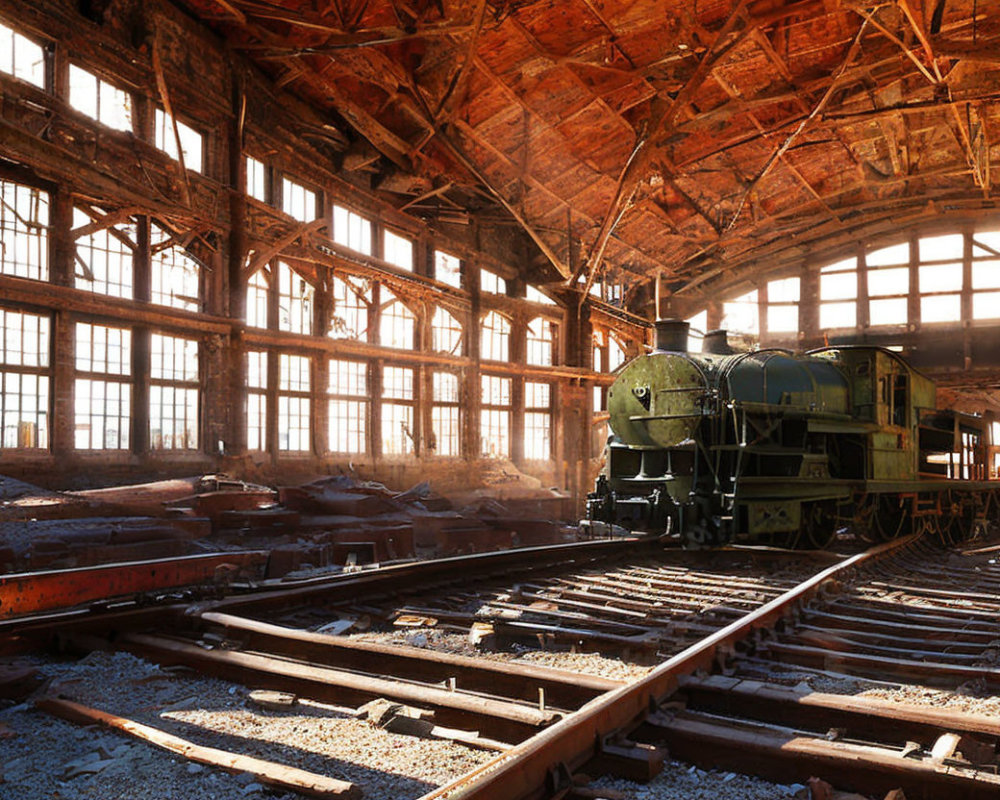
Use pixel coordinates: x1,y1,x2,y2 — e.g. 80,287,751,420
3,0,1000,798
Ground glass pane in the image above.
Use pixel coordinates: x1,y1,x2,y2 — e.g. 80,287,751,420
767,305,798,333
819,301,856,329
920,294,961,323
867,243,909,267
973,291,1000,320
972,260,1000,290
869,298,907,325
868,267,909,297
820,272,856,301
919,263,962,293
767,277,799,303
919,234,963,262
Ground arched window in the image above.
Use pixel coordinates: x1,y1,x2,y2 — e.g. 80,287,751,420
151,223,200,311
608,336,626,371
432,307,463,355
246,269,268,329
277,261,314,335
329,275,370,340
480,311,510,362
526,317,554,366
380,287,415,349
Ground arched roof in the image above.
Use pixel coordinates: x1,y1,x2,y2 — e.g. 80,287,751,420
175,0,1000,301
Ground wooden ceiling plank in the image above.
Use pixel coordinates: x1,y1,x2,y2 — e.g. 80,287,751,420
724,18,871,232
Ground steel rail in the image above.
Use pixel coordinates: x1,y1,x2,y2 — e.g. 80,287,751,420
0,551,268,620
0,539,653,640
418,534,918,800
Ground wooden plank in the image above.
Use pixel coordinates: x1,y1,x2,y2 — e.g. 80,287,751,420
36,695,360,798
120,632,560,742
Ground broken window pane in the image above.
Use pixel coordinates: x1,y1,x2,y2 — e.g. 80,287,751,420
73,207,135,298
431,307,463,355
480,311,510,361
277,261,314,335
329,275,370,340
381,365,414,455
435,250,461,288
154,108,203,172
380,288,415,349
151,223,201,311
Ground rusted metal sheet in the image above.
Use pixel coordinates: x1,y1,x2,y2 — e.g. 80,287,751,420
0,552,267,620
418,535,917,800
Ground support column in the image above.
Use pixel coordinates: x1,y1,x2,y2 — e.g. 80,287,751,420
799,263,820,347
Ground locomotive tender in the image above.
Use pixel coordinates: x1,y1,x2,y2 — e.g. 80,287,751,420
588,319,996,548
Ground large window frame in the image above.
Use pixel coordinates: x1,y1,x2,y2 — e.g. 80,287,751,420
0,308,50,450
149,333,199,451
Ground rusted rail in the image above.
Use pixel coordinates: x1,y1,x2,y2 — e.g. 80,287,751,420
418,535,916,800
0,552,268,620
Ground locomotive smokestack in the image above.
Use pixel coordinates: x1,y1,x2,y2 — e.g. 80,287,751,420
702,329,733,355
654,319,689,352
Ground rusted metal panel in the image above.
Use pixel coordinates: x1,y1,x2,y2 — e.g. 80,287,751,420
0,552,267,620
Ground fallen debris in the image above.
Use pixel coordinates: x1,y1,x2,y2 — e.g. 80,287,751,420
36,694,362,798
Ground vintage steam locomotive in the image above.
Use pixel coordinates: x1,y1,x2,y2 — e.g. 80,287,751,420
587,320,997,548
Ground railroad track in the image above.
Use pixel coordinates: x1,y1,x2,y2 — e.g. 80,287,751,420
16,533,1000,799
67,541,830,748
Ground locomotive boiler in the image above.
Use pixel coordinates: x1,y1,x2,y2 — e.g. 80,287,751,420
587,320,995,548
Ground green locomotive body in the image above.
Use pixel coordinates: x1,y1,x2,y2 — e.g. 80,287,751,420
588,320,994,547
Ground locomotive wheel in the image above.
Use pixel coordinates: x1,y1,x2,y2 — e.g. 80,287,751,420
872,495,910,542
800,500,837,549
